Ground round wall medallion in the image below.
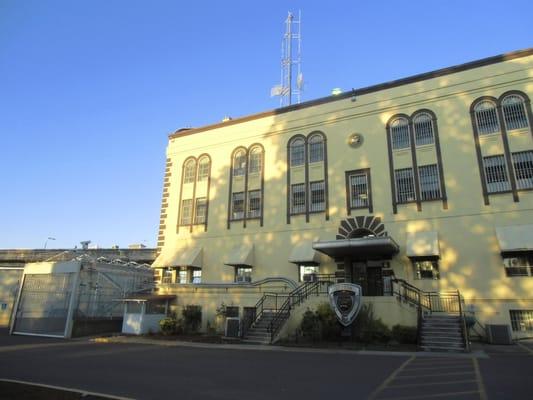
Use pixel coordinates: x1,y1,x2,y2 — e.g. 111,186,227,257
348,133,364,148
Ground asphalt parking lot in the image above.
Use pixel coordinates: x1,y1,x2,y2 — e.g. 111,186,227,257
0,330,532,400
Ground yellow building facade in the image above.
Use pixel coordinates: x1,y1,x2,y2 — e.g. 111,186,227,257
153,49,533,342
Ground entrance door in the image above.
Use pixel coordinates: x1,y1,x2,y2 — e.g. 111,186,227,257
342,260,384,296
366,267,383,296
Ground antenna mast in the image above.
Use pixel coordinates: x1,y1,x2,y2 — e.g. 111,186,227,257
271,11,302,107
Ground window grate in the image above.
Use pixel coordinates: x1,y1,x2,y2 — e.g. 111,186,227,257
309,181,325,212
308,135,324,163
413,113,435,146
248,148,262,174
395,168,416,203
231,192,244,220
349,173,369,208
184,160,196,184
180,199,193,225
512,151,533,190
197,158,210,181
419,164,441,201
483,155,510,193
390,118,410,149
233,151,246,177
474,101,500,135
502,95,528,131
194,198,207,224
291,183,306,214
290,139,305,167
509,310,533,331
247,190,261,218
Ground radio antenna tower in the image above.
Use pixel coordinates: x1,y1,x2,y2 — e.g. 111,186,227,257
271,11,303,107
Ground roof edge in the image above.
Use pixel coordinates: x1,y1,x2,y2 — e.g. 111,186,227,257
169,48,533,139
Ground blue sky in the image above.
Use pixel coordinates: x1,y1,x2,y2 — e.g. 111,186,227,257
1,1,532,249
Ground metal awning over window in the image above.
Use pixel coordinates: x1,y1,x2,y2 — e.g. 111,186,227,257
496,225,533,253
288,241,321,264
313,237,399,260
152,247,203,269
224,244,254,267
406,231,440,258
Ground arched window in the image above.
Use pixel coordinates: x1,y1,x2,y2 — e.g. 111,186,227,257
233,150,246,176
289,138,305,166
197,156,210,182
183,159,197,184
248,146,262,174
390,117,410,149
413,113,434,146
502,94,528,130
474,100,499,135
308,134,324,163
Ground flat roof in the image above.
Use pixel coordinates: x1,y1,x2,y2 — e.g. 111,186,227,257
170,48,533,139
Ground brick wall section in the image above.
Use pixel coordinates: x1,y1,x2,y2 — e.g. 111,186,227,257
157,158,173,252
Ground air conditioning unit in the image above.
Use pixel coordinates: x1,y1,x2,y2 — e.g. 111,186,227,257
485,324,513,345
225,317,240,338
303,273,317,282
236,275,251,283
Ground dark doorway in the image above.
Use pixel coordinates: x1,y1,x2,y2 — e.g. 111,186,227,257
342,260,384,296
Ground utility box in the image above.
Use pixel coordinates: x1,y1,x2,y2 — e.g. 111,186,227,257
225,317,240,337
485,324,513,345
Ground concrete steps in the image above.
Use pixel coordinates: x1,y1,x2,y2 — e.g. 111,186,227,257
420,314,466,352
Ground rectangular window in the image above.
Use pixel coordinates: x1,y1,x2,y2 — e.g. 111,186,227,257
414,117,434,146
309,181,325,212
475,107,500,135
249,151,262,174
348,171,369,209
509,310,533,331
191,268,202,284
299,265,319,282
503,255,533,277
231,192,244,220
194,197,207,224
290,142,305,167
197,162,209,181
180,199,193,225
418,164,441,201
309,141,324,163
247,190,261,218
178,268,188,284
512,151,533,190
413,260,440,280
291,183,306,214
235,267,252,283
483,155,510,193
161,269,173,284
395,168,416,203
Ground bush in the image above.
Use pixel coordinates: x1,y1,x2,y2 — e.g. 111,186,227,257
300,309,320,340
353,304,391,343
316,302,342,340
182,305,202,333
392,325,418,344
159,317,177,335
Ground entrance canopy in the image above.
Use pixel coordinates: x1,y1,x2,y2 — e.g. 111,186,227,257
313,237,399,260
152,247,203,269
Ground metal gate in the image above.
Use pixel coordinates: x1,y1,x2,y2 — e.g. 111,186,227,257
12,273,75,337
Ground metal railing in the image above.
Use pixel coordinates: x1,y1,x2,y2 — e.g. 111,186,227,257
392,278,470,351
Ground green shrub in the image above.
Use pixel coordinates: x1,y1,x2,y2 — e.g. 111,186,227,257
392,324,418,344
316,302,342,340
353,304,391,343
300,309,320,340
182,305,202,333
159,317,177,335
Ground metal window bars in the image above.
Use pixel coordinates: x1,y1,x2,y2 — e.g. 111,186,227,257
483,155,510,193
509,310,533,332
233,151,246,176
290,183,306,214
390,118,410,149
231,192,244,219
418,164,441,201
194,198,207,224
247,190,261,218
309,181,325,212
180,199,193,225
512,151,533,190
290,139,305,166
502,95,528,131
308,136,324,163
413,113,435,146
474,101,500,135
197,158,210,181
349,173,368,208
248,148,262,174
395,168,416,203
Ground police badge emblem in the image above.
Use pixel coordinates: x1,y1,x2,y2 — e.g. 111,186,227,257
328,283,363,327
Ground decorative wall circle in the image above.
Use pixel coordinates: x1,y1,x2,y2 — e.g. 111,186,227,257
347,133,364,148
